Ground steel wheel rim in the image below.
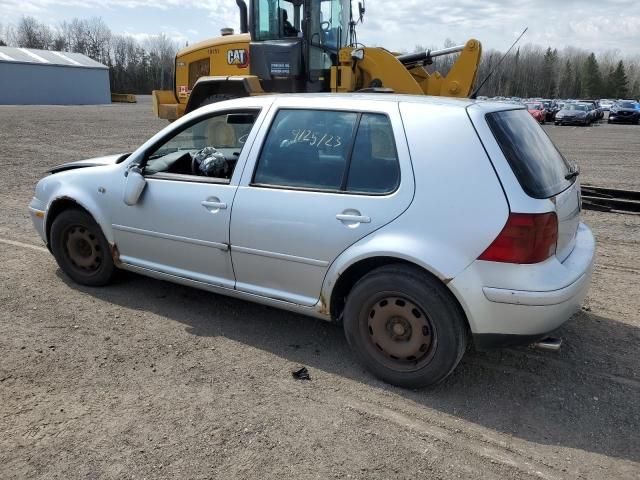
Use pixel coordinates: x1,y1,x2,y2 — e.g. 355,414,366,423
364,295,437,372
63,224,103,274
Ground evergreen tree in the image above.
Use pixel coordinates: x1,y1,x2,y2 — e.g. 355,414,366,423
610,60,629,99
582,52,602,98
631,80,640,100
559,59,574,98
603,66,615,98
542,47,558,97
573,63,583,98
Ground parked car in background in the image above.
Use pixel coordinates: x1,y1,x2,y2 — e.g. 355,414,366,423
555,103,592,126
599,100,614,112
608,100,640,124
541,100,559,121
578,100,603,121
28,94,594,388
525,102,547,124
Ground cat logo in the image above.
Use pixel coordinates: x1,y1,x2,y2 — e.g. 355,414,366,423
227,49,249,68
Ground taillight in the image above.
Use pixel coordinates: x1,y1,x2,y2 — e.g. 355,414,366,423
478,212,558,264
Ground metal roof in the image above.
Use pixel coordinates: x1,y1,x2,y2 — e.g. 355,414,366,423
0,46,108,69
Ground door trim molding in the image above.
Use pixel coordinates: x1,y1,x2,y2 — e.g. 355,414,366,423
112,224,229,251
231,245,328,267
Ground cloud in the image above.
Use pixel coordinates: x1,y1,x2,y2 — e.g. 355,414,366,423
356,0,640,54
2,0,640,54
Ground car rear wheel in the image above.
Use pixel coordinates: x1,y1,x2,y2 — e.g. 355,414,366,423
343,265,467,388
50,209,116,286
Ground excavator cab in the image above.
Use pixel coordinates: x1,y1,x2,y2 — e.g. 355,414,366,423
249,0,350,93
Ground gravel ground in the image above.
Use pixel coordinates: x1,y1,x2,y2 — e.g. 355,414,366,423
545,117,640,190
0,103,638,479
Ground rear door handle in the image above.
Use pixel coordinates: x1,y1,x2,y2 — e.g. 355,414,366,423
336,214,371,223
201,199,227,211
202,201,227,209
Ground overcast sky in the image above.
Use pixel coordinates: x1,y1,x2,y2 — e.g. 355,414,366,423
1,0,639,55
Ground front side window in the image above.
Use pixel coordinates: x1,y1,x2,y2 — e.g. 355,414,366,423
144,111,258,180
253,109,399,194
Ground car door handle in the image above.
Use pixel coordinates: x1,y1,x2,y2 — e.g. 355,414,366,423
336,213,371,223
201,200,227,210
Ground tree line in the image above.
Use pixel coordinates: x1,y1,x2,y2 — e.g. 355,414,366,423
0,17,178,94
425,40,640,100
2,16,640,99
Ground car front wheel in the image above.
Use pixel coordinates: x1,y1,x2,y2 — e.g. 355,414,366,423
50,209,116,286
343,265,468,388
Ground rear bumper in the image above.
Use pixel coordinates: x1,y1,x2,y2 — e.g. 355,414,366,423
449,222,595,346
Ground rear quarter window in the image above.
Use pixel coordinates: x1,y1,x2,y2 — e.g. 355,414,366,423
486,109,572,199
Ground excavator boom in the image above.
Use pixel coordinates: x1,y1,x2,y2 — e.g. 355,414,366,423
331,39,482,97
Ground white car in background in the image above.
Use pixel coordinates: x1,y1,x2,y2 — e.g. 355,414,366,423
29,94,595,388
599,100,614,111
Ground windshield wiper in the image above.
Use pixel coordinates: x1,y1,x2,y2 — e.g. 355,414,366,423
565,164,580,180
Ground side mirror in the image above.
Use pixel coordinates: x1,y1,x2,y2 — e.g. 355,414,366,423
123,166,146,206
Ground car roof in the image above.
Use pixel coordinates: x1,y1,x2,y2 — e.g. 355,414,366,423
195,92,525,115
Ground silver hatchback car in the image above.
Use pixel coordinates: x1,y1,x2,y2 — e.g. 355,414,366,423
29,94,595,388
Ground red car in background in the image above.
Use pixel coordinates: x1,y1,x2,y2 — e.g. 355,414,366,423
525,102,547,124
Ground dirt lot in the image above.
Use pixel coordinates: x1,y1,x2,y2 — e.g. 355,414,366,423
0,101,638,479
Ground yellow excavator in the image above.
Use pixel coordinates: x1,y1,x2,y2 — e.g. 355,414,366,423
152,0,482,120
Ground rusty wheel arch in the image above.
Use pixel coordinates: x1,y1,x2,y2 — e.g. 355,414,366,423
45,198,121,265
329,257,465,327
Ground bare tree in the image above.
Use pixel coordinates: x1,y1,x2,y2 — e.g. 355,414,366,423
15,17,53,49
144,33,178,90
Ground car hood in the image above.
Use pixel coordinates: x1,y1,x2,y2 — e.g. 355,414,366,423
49,153,130,174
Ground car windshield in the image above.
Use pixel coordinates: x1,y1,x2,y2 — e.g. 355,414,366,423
565,104,586,111
526,103,542,110
487,109,572,199
618,101,635,108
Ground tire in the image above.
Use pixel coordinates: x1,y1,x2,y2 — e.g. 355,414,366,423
554,122,559,126
50,209,116,286
342,265,468,388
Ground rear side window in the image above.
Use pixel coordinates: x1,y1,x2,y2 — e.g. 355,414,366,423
347,114,400,193
253,109,399,194
486,109,572,198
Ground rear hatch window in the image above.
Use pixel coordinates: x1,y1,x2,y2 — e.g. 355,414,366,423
486,109,573,199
